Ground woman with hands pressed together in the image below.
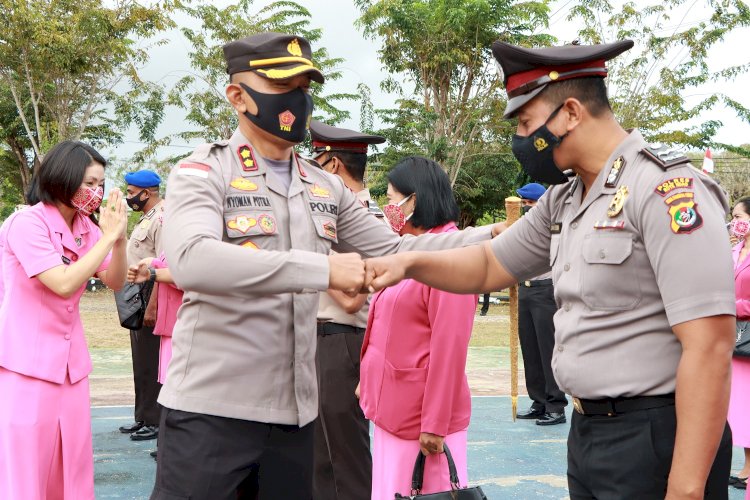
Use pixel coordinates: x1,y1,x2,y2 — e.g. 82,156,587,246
0,141,127,500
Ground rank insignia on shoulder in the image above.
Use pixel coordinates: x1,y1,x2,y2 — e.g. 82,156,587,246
367,200,385,218
605,156,626,188
607,185,629,218
237,145,257,172
641,144,690,170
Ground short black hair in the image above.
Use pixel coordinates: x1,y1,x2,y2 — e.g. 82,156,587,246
332,152,367,183
37,141,107,207
735,197,750,216
25,176,40,205
538,77,612,117
387,156,459,230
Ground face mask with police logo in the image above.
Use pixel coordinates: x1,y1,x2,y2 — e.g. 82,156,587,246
511,104,569,185
126,189,149,212
240,83,313,143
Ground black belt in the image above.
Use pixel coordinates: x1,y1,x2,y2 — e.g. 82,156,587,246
316,322,365,336
521,278,553,287
572,394,675,416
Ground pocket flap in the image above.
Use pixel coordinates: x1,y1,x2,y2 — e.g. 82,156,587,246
582,235,633,265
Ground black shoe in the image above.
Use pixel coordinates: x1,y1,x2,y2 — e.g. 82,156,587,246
150,450,158,460
536,412,567,426
119,421,144,434
730,476,748,489
130,425,159,441
479,310,488,316
516,407,545,419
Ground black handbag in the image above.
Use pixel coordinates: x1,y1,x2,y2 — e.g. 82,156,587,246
395,444,488,499
114,281,154,330
734,321,750,357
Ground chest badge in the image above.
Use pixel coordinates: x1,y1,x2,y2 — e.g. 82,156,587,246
607,185,629,218
237,145,257,172
322,221,337,239
605,156,626,188
230,177,259,192
258,214,277,234
227,215,257,234
309,184,330,199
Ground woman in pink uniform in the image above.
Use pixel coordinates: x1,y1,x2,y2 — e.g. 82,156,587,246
0,140,128,500
359,156,476,499
727,197,750,493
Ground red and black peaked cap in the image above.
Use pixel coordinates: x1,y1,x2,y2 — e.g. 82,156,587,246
310,120,385,155
491,39,634,118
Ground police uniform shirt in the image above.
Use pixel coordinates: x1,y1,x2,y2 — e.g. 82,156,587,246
160,128,492,426
126,200,165,266
491,129,735,399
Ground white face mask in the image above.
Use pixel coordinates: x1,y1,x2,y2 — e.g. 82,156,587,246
382,194,414,233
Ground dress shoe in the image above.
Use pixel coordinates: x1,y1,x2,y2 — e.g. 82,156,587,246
536,412,567,426
130,425,159,441
516,407,545,419
730,475,748,489
479,310,487,316
119,421,144,434
150,450,158,460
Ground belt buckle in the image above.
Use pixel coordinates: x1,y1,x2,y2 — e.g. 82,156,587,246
524,280,531,287
572,397,585,415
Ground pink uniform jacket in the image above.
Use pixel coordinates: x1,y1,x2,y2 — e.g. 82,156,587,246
734,241,750,321
152,254,183,338
359,222,476,440
0,202,110,384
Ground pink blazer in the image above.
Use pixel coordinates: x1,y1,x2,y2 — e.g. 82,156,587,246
0,203,110,384
152,253,183,337
734,241,750,321
359,222,476,440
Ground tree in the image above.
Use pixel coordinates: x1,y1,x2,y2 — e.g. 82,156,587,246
137,0,358,163
568,0,750,154
0,0,175,197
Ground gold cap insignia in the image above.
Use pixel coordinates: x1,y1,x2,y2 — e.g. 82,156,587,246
549,71,559,80
287,39,302,57
534,137,549,151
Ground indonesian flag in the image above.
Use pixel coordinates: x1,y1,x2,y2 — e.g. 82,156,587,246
702,148,714,174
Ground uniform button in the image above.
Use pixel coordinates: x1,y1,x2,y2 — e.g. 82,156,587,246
71,255,78,262
599,250,606,259
571,222,578,229
563,264,570,272
564,304,571,312
558,345,564,352
67,306,74,312
64,334,71,340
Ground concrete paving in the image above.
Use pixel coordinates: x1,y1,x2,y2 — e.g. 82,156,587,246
93,397,747,499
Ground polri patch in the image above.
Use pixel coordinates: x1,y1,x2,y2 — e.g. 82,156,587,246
668,199,703,234
655,177,693,196
664,191,694,206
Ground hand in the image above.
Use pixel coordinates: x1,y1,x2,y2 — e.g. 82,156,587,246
730,234,739,246
354,383,360,399
419,432,445,456
127,258,154,284
144,302,157,327
491,221,508,238
99,189,127,242
364,254,409,292
328,253,365,295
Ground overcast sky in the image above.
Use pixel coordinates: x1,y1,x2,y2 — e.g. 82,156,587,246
107,0,750,163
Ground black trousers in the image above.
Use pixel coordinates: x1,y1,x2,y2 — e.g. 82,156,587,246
568,405,732,499
150,408,314,500
313,328,371,500
129,326,162,425
480,293,490,314
518,284,567,413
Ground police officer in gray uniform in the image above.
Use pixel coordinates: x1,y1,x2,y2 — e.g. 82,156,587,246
365,39,736,499
309,120,384,500
151,32,496,500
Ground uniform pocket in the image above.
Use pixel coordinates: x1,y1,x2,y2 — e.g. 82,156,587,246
312,216,338,244
580,234,641,310
377,362,427,437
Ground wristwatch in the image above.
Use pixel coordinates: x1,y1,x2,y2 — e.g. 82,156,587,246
148,267,156,283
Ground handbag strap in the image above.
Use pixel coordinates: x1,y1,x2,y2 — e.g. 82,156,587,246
410,443,460,494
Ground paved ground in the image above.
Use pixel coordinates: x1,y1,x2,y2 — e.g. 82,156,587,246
94,397,747,499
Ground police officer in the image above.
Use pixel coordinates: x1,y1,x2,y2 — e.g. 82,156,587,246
365,39,736,499
514,182,568,426
152,32,496,500
119,169,163,442
309,120,384,500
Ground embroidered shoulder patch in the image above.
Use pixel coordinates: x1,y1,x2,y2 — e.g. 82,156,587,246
177,163,211,179
667,199,703,234
654,177,693,196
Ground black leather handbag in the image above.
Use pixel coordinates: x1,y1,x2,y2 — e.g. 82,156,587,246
735,321,750,357
395,444,488,499
114,281,154,330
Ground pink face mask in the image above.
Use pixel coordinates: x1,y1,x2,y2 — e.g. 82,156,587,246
382,194,414,233
71,186,104,216
730,219,750,240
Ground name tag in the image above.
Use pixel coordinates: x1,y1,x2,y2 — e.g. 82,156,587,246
61,255,71,265
550,222,562,234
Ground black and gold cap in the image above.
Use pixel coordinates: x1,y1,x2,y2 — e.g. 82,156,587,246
223,32,324,84
491,39,634,118
310,120,385,155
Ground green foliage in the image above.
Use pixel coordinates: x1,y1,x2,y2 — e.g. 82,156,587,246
568,0,750,149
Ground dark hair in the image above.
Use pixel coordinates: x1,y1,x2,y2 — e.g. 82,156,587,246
25,176,40,205
735,197,750,216
332,152,367,183
538,77,612,117
37,141,107,207
387,156,459,230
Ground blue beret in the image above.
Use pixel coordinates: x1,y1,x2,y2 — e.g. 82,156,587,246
124,170,161,188
517,183,547,201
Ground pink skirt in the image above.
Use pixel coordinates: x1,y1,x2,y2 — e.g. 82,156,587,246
729,357,750,447
0,367,94,499
158,336,172,384
371,425,468,500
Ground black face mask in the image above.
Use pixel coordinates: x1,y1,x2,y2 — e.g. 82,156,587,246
126,189,149,212
240,83,313,143
511,104,569,185
522,205,532,215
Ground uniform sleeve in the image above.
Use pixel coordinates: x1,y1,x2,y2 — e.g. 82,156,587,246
163,157,329,296
6,211,64,278
637,166,736,326
332,183,492,256
490,192,554,281
151,210,164,257
420,286,476,436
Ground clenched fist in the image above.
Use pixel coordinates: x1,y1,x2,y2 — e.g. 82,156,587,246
364,254,411,292
328,253,365,295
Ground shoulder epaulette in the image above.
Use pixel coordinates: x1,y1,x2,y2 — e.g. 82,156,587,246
641,144,691,170
187,141,229,162
367,200,385,218
144,207,156,219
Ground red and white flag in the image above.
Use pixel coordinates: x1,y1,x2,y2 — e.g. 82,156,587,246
702,148,714,174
